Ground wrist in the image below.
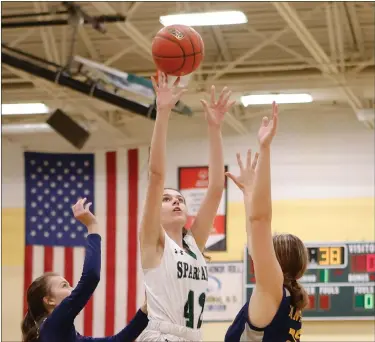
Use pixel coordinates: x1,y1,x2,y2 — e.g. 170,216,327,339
207,124,222,133
86,223,99,233
259,145,271,152
157,108,172,116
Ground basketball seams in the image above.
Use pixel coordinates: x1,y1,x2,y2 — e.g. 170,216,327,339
152,25,203,76
183,27,196,73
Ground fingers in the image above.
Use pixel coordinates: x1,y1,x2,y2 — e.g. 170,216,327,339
225,172,242,190
236,152,244,171
210,85,216,105
175,88,188,101
252,152,259,169
151,76,158,92
271,102,279,135
217,87,229,107
173,76,181,87
85,202,92,212
246,149,252,169
200,99,209,112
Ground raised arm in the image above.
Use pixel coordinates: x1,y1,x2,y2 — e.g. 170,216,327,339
249,103,283,294
44,198,101,329
190,86,235,251
139,72,187,268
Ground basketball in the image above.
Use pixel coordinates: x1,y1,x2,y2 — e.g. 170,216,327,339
152,24,204,76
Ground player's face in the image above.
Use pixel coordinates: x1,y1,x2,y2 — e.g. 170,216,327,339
45,275,73,309
161,189,187,227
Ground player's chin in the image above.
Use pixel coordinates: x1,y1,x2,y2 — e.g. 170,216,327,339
170,215,187,226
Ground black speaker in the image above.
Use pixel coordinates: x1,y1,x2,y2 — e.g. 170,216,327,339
46,109,90,150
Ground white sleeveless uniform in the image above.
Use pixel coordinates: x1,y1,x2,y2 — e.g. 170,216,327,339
138,231,208,341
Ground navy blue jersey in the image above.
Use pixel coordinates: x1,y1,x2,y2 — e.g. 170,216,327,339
225,288,302,342
39,234,149,342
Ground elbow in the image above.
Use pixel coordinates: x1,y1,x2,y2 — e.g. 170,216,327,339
207,185,223,198
86,267,100,285
148,168,164,181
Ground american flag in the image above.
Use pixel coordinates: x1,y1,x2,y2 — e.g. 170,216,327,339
23,149,146,337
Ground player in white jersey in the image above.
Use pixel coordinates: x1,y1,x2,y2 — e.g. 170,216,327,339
138,71,235,341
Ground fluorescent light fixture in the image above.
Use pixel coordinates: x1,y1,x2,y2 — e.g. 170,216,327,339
2,123,53,134
2,103,49,115
241,93,313,106
160,11,248,27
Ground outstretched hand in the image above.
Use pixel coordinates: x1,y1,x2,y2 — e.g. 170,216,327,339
72,198,97,232
225,149,259,193
200,85,235,129
151,71,188,113
258,101,279,148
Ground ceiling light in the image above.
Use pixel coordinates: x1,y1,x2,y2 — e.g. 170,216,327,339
160,11,248,27
2,103,49,115
2,123,53,134
241,94,313,106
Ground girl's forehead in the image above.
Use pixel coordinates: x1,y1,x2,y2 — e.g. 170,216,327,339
163,189,183,197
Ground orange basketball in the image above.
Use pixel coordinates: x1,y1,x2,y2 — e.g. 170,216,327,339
152,24,204,76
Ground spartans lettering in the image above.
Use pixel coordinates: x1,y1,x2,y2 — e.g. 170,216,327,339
177,261,208,281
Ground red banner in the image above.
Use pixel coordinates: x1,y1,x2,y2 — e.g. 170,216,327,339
178,166,227,251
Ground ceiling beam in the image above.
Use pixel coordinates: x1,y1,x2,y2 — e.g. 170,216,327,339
325,3,337,63
78,26,100,61
345,2,365,58
273,2,363,112
333,3,345,73
207,5,322,82
91,2,153,61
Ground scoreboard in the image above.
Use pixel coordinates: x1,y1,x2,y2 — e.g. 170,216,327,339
244,242,375,320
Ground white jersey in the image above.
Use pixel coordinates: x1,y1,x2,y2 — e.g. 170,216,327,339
144,231,208,331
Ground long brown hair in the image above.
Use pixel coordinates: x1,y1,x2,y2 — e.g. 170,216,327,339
21,272,58,342
273,234,309,310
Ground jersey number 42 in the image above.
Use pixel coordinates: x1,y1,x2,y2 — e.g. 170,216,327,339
184,290,206,329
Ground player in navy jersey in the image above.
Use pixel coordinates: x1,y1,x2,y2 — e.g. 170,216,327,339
21,198,149,342
225,103,309,342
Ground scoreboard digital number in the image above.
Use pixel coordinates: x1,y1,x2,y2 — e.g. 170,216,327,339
244,242,375,320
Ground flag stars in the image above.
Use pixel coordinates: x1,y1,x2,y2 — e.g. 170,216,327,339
64,226,69,232
64,183,69,188
57,232,63,238
44,232,49,238
30,231,36,236
37,181,43,187
31,202,37,208
44,203,50,209
44,217,50,223
84,161,90,167
31,188,37,194
84,175,90,181
51,225,56,231
71,190,76,196
64,169,69,174
57,175,63,181
57,218,63,224
77,183,83,188
37,167,42,173
71,233,76,239
43,161,49,166
30,217,36,222
70,175,76,181
84,189,90,195
50,168,56,174
57,161,62,167
57,204,63,210
31,174,36,180
44,189,50,195
77,169,83,174
37,224,43,230
64,197,69,203
30,160,36,165
70,161,76,167
43,175,49,180
57,189,63,195
37,196,43,202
